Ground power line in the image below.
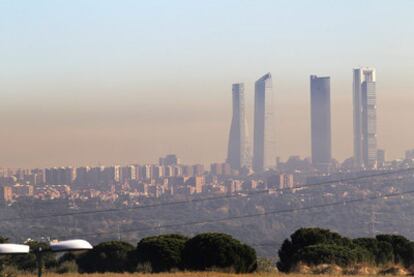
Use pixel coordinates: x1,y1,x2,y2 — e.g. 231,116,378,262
57,188,414,240
3,167,412,222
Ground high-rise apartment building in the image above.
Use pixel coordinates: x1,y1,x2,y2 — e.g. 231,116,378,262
226,83,251,170
253,73,275,172
310,75,331,171
353,67,377,168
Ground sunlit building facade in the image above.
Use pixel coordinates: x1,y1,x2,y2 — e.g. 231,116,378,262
226,83,251,170
353,67,377,168
253,73,276,172
310,75,331,171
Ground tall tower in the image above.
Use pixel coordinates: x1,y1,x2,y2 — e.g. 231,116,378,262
353,67,377,168
310,75,331,171
226,83,251,170
253,73,275,173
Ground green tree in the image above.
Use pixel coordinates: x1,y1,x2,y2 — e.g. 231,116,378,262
294,243,370,267
376,234,414,267
9,240,57,272
353,237,394,265
277,227,373,272
182,233,257,273
132,234,188,272
76,241,134,273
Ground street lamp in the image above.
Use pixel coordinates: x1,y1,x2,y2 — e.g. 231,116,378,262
0,244,30,254
0,243,30,275
35,239,93,277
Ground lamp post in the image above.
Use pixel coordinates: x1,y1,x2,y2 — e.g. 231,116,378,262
35,239,93,277
0,244,30,274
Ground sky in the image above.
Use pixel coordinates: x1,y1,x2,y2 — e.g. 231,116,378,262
0,0,414,168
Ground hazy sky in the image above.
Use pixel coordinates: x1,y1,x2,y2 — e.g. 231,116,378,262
1,0,414,168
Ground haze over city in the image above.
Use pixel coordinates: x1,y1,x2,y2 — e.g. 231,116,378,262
1,0,414,168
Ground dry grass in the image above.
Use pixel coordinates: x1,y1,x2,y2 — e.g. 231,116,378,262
16,273,386,277
19,274,284,277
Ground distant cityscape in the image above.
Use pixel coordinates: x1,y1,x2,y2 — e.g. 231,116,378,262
227,68,378,173
1,67,414,206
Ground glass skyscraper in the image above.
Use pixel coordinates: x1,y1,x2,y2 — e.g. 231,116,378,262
310,75,331,171
226,83,251,170
353,67,377,168
253,73,275,173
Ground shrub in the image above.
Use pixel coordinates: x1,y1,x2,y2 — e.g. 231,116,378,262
9,241,56,272
182,232,257,273
76,240,134,273
376,234,414,267
54,260,78,274
294,243,368,267
277,227,372,272
131,234,188,272
353,237,394,265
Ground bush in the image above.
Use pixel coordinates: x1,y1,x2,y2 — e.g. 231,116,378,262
76,241,134,273
182,232,257,273
353,237,394,265
376,234,414,267
9,241,57,272
294,243,369,267
132,234,188,273
277,227,373,272
54,261,78,274
256,257,277,273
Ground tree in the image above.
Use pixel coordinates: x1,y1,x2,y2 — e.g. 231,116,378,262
376,234,414,267
277,227,374,272
353,237,394,265
9,240,57,272
76,241,134,273
294,244,370,267
182,233,257,273
132,234,188,272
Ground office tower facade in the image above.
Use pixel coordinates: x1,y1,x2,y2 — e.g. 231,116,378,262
159,154,179,166
226,83,251,170
353,67,377,168
253,73,276,172
310,75,331,171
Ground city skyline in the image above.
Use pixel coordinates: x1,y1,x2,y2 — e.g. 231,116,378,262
1,1,414,168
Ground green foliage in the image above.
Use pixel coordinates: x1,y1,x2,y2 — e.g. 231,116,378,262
132,234,188,273
9,241,56,272
54,260,78,274
353,237,394,265
76,240,134,273
376,234,414,267
277,227,354,272
181,232,257,273
277,227,375,272
294,243,370,267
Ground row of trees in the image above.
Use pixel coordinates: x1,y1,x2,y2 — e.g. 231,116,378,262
76,232,257,273
0,233,256,274
3,228,414,274
277,227,414,272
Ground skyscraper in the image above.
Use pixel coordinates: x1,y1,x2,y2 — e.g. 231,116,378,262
226,83,251,170
253,73,275,172
310,75,331,171
353,67,377,168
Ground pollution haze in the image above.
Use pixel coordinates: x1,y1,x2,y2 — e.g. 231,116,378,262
1,0,413,168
